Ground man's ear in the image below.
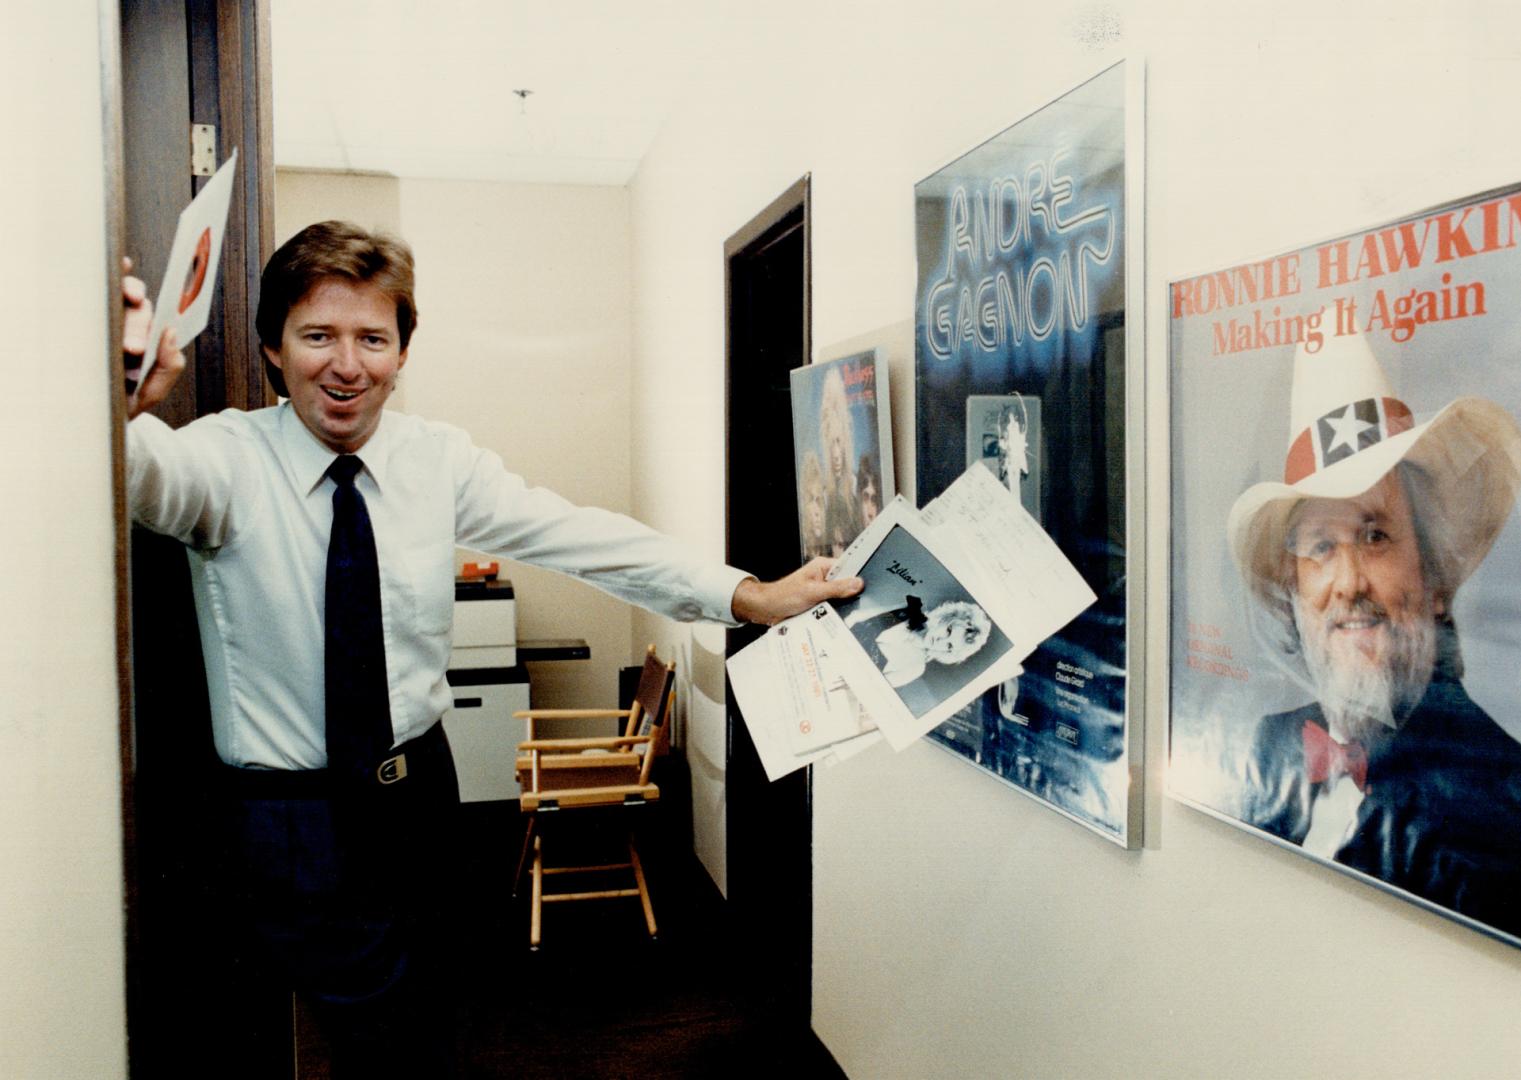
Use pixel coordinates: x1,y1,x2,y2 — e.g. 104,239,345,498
397,346,409,372
262,344,283,370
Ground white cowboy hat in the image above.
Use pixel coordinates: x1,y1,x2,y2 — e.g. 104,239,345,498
1226,325,1521,604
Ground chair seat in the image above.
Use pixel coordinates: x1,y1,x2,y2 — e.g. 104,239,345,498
537,762,643,790
519,780,660,811
515,750,643,773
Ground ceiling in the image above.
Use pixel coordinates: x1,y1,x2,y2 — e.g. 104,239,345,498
271,0,720,186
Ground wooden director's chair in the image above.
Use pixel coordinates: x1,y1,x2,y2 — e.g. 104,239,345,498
512,644,675,950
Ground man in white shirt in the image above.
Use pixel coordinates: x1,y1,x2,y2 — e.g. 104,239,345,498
123,221,859,1076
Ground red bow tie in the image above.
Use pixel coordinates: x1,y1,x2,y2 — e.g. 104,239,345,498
1302,720,1369,792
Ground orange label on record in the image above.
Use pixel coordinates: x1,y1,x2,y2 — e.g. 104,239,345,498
178,228,211,314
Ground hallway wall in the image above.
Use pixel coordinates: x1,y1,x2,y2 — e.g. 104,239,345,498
627,2,1521,1075
1,3,127,1076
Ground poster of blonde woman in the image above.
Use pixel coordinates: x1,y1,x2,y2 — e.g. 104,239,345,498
790,350,894,562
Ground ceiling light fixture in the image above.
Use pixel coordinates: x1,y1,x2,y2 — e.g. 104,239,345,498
513,89,533,115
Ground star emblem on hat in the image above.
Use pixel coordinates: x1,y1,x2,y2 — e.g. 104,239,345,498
1323,403,1375,455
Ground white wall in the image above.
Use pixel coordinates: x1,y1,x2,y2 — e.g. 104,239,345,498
275,169,402,249
276,172,640,715
0,3,128,1077
628,2,1521,1076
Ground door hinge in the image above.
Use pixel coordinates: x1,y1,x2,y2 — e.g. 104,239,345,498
191,124,217,177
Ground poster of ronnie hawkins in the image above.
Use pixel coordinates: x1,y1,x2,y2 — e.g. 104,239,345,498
913,61,1141,846
1169,181,1521,946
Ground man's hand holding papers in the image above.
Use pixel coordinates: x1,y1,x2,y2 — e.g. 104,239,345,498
728,463,1096,780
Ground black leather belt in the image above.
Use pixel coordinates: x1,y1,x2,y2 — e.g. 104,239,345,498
218,722,448,799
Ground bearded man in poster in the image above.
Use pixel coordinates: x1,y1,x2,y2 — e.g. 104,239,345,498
1228,328,1521,937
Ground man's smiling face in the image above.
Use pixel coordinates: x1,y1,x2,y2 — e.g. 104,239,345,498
264,277,407,454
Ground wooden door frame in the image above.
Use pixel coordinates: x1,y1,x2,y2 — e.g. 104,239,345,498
723,176,812,366
100,0,131,927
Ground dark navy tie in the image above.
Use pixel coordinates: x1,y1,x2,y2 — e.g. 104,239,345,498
325,455,393,786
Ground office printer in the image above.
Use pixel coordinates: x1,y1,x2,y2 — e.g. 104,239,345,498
449,575,516,669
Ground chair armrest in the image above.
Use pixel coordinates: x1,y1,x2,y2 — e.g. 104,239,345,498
512,708,631,721
518,735,652,753
517,750,642,765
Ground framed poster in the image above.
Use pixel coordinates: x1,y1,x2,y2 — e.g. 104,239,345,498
913,60,1146,847
790,350,895,561
1169,182,1521,947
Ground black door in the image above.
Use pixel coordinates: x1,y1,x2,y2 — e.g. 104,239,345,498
116,1,279,1073
724,177,812,1029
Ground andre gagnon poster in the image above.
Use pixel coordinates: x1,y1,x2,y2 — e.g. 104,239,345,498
914,62,1136,844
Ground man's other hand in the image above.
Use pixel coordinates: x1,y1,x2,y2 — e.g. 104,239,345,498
730,557,865,626
123,258,184,419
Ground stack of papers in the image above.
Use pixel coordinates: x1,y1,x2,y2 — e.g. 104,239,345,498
728,464,1096,781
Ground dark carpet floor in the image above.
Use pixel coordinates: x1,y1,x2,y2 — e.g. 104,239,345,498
295,800,846,1079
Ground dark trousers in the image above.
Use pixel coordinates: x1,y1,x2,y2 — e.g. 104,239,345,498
220,723,461,1079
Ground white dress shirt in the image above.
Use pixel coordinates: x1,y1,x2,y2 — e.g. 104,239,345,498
1302,774,1366,860
127,404,747,769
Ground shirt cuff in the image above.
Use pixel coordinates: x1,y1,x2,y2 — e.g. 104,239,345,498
700,563,755,627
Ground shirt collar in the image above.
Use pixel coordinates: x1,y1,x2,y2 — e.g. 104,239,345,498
279,403,396,495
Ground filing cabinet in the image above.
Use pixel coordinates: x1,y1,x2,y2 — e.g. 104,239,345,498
442,666,530,802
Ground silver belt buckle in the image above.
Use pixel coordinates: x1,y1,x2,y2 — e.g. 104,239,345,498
377,753,408,785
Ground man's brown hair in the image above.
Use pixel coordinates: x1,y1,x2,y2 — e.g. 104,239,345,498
256,221,417,397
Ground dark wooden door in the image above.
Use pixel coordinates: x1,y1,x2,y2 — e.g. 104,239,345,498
724,177,813,1029
115,1,277,1074
121,0,272,426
